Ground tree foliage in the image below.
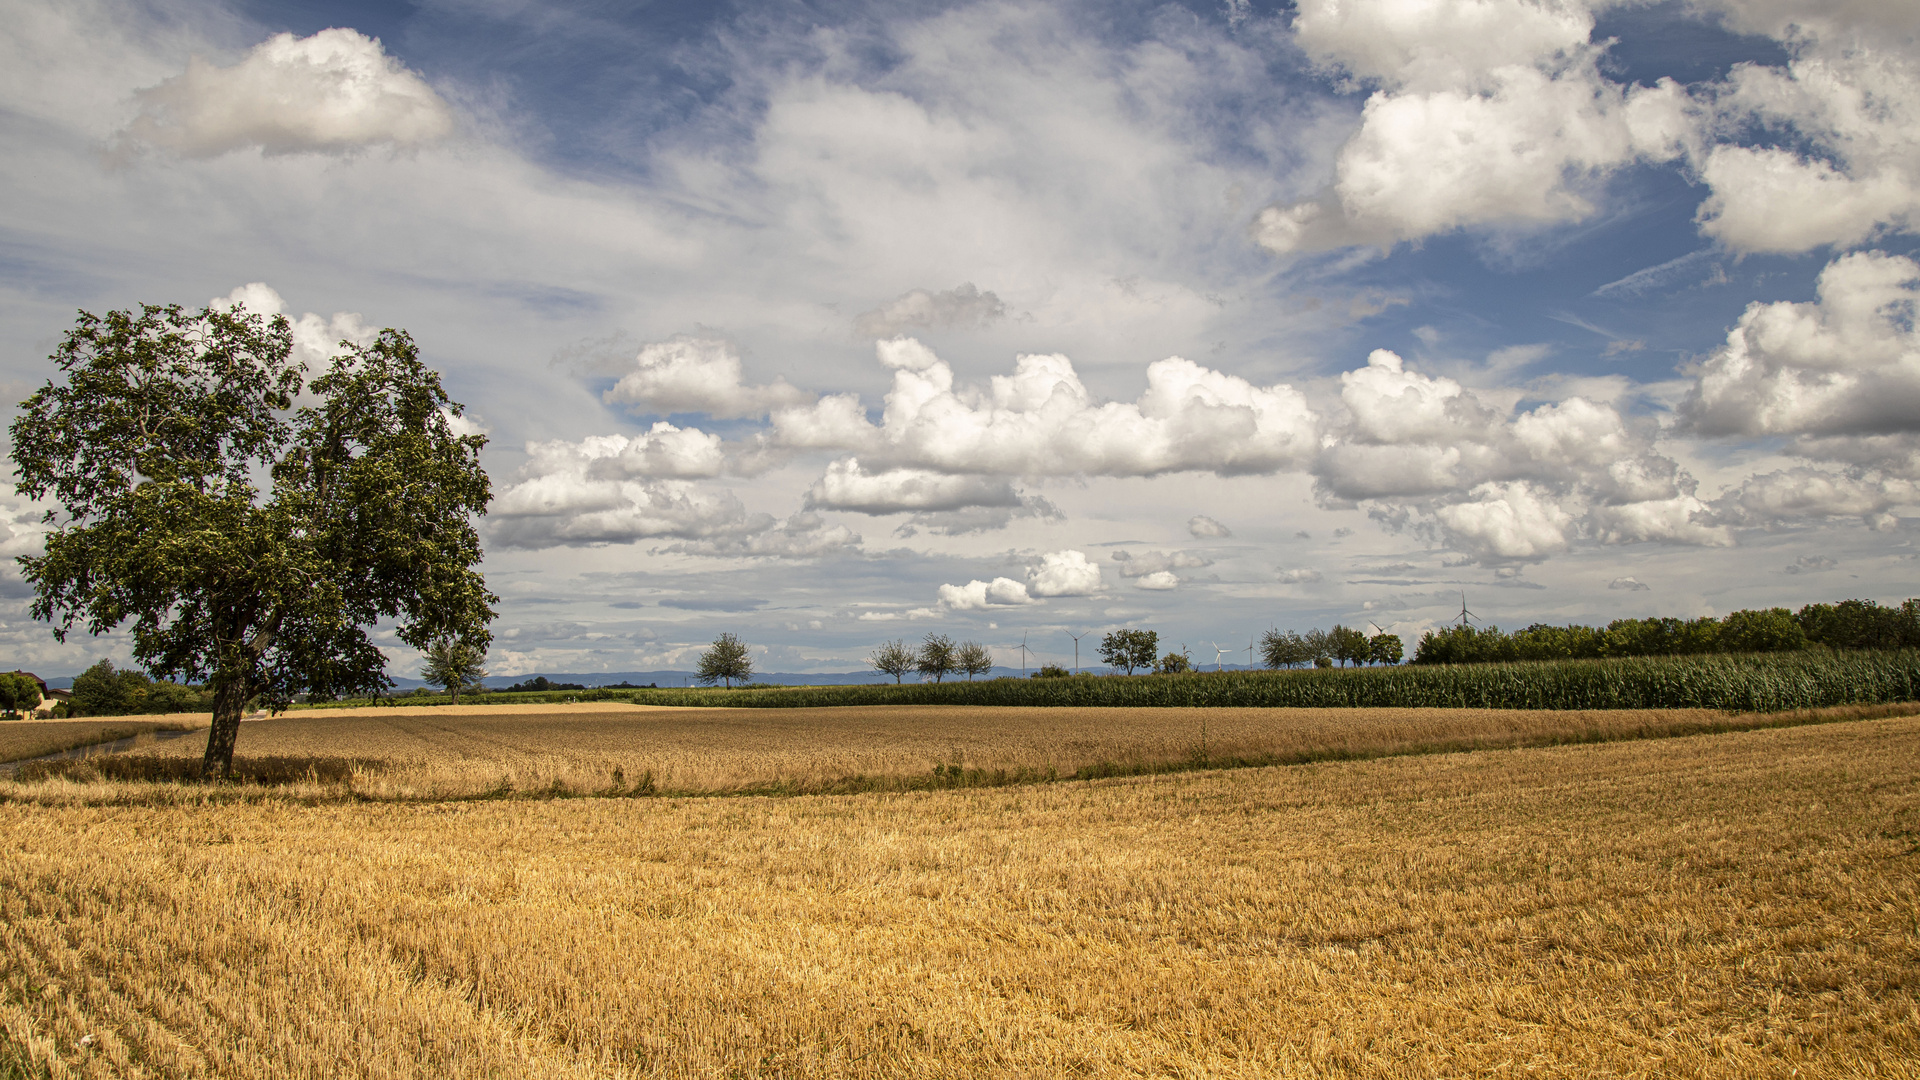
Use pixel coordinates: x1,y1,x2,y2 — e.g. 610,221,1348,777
421,638,488,704
1368,632,1404,666
1302,629,1332,666
1410,598,1920,665
956,640,993,680
1100,629,1158,674
1259,629,1311,669
0,673,40,718
71,659,141,716
868,639,915,684
697,632,752,688
65,659,210,716
1154,647,1192,674
1327,625,1370,667
916,633,956,683
11,302,494,775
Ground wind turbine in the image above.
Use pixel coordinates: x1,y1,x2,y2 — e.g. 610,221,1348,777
1066,630,1087,674
1008,632,1031,675
1210,642,1232,671
1455,592,1478,627
1246,637,1257,670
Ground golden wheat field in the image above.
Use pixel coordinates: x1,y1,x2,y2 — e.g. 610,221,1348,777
0,719,195,768
12,700,1919,801
1,708,1918,1078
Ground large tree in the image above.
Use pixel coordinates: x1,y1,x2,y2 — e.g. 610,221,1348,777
11,302,495,777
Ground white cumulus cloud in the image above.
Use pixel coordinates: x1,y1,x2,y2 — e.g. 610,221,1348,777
1588,495,1733,547
782,338,1320,483
1715,467,1913,528
1027,549,1104,597
804,459,1024,514
1433,481,1573,561
1682,251,1920,440
1695,38,1920,253
937,577,1035,610
1111,549,1213,579
491,431,858,552
492,474,750,549
118,28,453,157
656,513,861,559
604,337,810,419
211,282,378,369
1261,0,1689,253
1133,570,1181,590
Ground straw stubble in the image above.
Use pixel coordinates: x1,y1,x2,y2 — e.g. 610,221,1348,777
13,701,1917,801
1,713,1916,1077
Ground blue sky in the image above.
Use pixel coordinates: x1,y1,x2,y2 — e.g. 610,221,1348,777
1,0,1916,677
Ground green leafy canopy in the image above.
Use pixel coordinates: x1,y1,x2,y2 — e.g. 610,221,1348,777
10,302,497,730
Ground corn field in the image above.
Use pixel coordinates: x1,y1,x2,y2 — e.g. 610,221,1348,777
362,650,1920,713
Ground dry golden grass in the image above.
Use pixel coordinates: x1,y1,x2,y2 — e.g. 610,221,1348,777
9,700,1917,803
3,714,1919,1078
0,718,197,766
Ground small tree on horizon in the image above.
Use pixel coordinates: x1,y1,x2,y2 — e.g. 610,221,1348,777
956,640,993,680
916,633,957,683
1099,629,1158,674
696,632,753,688
1368,632,1404,666
1154,647,1192,674
422,638,487,704
1260,629,1311,669
1329,625,1370,667
1302,629,1333,667
869,639,916,683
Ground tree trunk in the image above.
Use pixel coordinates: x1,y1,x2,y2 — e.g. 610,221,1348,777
202,676,249,779
450,681,458,706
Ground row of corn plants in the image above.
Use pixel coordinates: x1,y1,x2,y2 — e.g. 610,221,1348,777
309,651,1920,712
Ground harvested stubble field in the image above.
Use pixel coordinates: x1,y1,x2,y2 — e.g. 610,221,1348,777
10,700,1920,800
1,712,1917,1079
0,718,197,768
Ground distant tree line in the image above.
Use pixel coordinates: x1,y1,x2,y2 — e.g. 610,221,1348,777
65,660,213,716
1410,598,1920,665
870,634,994,683
500,676,588,693
1259,626,1403,669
